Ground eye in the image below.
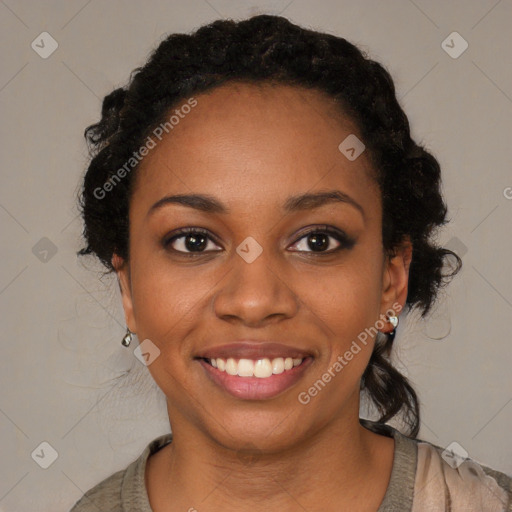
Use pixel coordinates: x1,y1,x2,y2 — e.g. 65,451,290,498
289,225,355,254
163,225,355,256
163,227,221,254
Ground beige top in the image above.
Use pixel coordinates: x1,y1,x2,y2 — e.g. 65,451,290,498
69,422,512,511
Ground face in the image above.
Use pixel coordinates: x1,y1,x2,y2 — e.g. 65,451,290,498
114,82,411,453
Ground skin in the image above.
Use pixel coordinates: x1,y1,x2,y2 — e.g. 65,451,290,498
113,82,412,511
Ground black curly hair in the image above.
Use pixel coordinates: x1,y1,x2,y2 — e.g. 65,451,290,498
77,14,462,438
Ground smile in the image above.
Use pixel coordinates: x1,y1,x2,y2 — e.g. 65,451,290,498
206,357,304,378
197,356,313,400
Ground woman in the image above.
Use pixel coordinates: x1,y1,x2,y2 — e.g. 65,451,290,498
70,14,511,512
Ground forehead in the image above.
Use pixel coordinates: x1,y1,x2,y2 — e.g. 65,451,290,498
132,82,379,214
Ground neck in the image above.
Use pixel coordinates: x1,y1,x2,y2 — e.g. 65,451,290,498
146,397,394,512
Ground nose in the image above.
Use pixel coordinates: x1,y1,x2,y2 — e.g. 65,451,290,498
212,245,299,327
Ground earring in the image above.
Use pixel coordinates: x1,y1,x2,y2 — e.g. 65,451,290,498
121,328,133,347
387,313,399,329
386,313,399,342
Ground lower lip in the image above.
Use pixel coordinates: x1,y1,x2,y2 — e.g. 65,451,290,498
197,358,313,400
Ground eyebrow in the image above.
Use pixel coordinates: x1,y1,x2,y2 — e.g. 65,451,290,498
147,190,365,219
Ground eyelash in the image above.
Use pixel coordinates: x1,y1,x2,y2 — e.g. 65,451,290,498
162,225,355,257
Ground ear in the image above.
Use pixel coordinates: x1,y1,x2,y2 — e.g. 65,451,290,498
380,237,413,331
112,253,137,333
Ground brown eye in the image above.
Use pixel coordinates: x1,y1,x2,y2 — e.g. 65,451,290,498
164,228,221,254
289,226,355,254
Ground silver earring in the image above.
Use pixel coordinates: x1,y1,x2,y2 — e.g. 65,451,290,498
122,328,133,347
387,313,399,329
386,313,399,342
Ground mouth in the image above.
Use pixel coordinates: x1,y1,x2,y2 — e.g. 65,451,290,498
201,356,306,377
195,341,315,400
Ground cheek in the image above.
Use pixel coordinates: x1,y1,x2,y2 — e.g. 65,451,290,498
128,264,207,401
130,261,210,343
300,260,383,377
300,259,383,334
292,266,383,415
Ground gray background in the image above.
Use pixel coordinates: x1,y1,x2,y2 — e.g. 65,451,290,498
1,0,511,510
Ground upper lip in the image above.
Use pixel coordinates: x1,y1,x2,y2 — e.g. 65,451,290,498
196,341,313,360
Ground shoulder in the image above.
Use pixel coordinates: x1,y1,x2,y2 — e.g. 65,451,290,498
68,467,126,512
366,420,512,512
68,433,173,512
412,438,512,511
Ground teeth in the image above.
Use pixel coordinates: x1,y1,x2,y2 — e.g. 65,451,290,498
226,358,238,376
237,358,255,377
207,356,305,377
272,357,285,374
254,358,273,378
